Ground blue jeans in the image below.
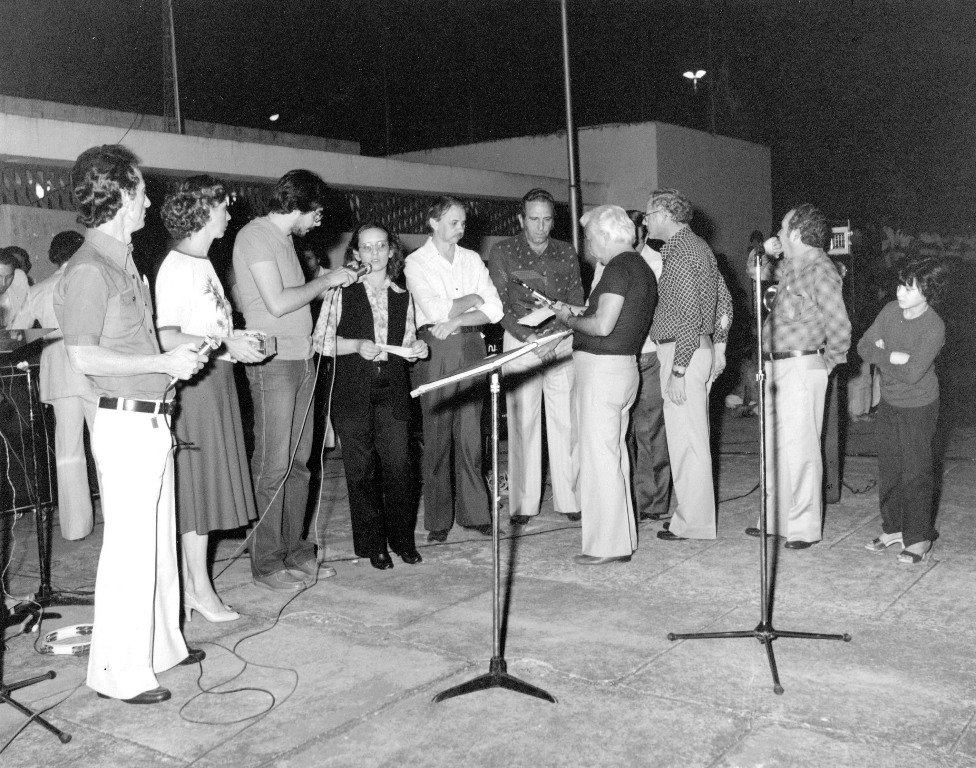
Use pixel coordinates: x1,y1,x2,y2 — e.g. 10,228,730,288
246,357,317,577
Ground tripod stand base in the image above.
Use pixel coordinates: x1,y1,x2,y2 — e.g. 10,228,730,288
1,670,72,743
433,657,557,704
668,621,851,695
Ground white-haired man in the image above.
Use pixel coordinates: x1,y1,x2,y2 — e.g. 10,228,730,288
554,205,656,565
645,188,733,542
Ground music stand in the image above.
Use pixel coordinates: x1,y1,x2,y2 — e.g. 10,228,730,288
0,331,72,743
413,330,569,704
664,254,850,694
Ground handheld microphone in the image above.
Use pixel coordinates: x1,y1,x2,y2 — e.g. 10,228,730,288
510,277,555,308
351,262,373,279
166,335,220,391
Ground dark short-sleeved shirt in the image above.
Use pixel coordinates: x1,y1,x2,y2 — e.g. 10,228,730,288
488,233,584,342
574,251,655,356
53,229,169,399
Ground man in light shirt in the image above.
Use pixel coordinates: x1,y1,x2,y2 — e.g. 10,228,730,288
404,196,504,542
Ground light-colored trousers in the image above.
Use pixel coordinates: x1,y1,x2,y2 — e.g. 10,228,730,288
87,407,187,699
51,394,100,540
763,356,828,542
502,332,580,517
656,341,717,539
575,352,638,557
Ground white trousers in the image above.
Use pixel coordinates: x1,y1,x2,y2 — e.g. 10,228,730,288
87,407,187,699
764,356,828,542
51,395,100,540
502,332,580,517
657,342,717,539
575,352,638,557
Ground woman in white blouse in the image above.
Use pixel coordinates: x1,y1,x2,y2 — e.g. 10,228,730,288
156,176,266,622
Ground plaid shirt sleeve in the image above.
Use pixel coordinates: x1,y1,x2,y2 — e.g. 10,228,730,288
813,262,851,370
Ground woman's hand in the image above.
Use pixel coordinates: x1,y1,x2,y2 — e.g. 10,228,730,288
358,340,381,360
224,334,266,364
406,339,429,360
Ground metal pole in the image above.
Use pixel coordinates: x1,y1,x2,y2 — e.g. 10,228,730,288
559,0,581,255
165,0,182,133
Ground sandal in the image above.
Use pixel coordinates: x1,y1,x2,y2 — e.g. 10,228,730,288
897,541,933,564
865,533,903,553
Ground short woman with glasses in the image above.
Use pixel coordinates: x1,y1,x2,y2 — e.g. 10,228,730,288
312,222,427,570
156,175,267,621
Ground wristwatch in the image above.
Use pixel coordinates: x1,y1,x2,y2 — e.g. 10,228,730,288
671,369,686,378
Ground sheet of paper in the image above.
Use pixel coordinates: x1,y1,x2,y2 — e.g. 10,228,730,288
377,343,416,358
517,307,555,327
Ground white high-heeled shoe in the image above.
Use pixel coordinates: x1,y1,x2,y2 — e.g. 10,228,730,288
184,592,241,623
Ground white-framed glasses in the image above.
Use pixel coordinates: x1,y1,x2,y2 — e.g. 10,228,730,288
358,241,389,255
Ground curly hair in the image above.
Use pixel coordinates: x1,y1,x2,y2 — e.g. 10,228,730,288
647,188,693,224
160,175,229,239
786,204,831,250
898,257,951,309
347,221,405,280
71,145,141,228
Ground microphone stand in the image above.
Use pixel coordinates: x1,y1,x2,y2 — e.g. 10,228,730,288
664,248,850,694
413,331,567,704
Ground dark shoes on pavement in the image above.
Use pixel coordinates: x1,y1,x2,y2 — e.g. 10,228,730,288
427,530,448,543
98,686,171,705
510,515,531,526
398,549,423,565
562,512,582,522
178,647,207,666
253,570,306,593
656,530,686,541
784,540,817,550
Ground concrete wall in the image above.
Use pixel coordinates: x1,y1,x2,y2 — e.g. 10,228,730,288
0,112,605,206
393,120,771,281
0,205,82,284
656,123,772,274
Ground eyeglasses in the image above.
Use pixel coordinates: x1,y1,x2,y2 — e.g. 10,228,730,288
358,241,389,255
645,209,666,218
311,209,323,224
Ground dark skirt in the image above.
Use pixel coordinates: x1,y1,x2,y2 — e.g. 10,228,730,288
174,359,257,535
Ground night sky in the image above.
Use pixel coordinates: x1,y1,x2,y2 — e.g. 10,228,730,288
2,0,974,234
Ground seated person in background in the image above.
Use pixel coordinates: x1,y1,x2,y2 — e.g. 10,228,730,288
0,250,29,329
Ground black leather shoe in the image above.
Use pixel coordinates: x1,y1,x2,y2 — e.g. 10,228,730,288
656,529,687,541
562,512,582,522
784,540,817,550
745,527,780,538
398,549,423,565
370,552,394,570
98,686,171,705
510,515,531,526
178,647,206,666
573,554,631,565
427,529,448,543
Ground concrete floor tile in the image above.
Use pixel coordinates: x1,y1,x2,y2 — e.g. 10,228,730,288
279,673,750,768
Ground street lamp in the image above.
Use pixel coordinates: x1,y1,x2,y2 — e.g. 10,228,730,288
683,69,707,93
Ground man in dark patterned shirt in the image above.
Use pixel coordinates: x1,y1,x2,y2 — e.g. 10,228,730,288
749,204,851,548
646,189,733,541
488,188,584,527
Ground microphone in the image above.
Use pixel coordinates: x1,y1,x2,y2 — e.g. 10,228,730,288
166,335,220,391
510,277,555,308
352,262,373,279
